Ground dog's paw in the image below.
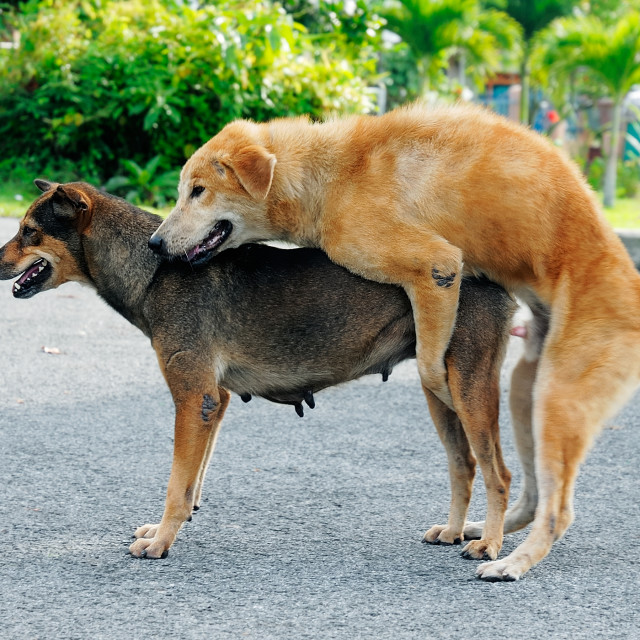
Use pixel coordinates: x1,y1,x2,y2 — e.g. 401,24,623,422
129,535,170,559
431,267,457,289
476,558,523,582
422,524,463,546
461,539,501,561
133,523,159,539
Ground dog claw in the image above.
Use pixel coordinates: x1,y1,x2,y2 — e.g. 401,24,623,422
193,505,200,511
137,548,169,560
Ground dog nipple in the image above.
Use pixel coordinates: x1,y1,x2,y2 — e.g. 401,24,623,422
382,368,390,382
295,403,304,418
303,390,315,409
240,393,252,403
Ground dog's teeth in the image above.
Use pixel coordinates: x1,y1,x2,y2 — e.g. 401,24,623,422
14,283,20,290
42,260,48,266
38,265,44,272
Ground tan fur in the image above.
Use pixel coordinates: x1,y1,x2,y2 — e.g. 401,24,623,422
150,103,640,580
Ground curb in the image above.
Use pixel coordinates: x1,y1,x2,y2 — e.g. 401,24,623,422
616,229,640,269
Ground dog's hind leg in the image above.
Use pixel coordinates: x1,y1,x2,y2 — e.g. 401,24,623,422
477,318,640,581
422,389,476,546
130,352,225,559
465,305,548,540
423,367,510,560
450,361,511,561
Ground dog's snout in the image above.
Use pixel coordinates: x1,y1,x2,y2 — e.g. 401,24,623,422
148,234,166,256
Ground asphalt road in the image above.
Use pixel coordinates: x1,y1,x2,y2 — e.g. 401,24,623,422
0,217,638,639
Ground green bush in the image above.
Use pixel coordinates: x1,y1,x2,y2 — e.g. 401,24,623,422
617,159,640,198
0,0,380,190
583,155,640,198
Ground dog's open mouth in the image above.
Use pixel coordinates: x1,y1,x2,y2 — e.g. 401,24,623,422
181,220,233,265
12,258,52,298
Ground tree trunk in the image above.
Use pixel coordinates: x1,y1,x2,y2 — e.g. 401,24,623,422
519,44,530,125
603,98,623,208
458,49,466,90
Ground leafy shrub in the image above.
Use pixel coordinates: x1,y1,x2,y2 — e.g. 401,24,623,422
103,156,180,208
617,159,640,198
0,0,381,192
586,155,605,191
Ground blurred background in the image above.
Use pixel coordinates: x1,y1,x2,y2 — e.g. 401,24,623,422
1,0,639,224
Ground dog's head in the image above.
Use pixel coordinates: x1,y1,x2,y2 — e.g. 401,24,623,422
148,120,279,264
0,180,93,298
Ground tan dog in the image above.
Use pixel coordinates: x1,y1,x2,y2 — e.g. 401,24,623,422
149,103,640,581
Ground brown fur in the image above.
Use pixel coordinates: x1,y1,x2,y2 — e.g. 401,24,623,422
151,103,640,580
0,181,516,563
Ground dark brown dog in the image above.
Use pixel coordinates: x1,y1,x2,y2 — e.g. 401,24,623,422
0,181,515,565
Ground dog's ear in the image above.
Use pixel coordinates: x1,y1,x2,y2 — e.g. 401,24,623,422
53,185,90,213
228,145,276,200
52,185,93,231
34,179,54,193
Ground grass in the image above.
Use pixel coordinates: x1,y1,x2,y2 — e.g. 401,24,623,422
1,179,640,227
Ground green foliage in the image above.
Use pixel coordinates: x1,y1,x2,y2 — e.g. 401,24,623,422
485,0,575,41
533,12,640,100
379,41,421,110
585,155,605,191
282,0,383,45
103,156,180,207
378,0,520,95
0,0,380,195
617,159,640,198
582,155,639,198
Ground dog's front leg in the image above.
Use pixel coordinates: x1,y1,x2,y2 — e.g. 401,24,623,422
130,357,226,559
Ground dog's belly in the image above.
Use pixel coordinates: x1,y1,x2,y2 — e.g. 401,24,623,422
217,317,416,407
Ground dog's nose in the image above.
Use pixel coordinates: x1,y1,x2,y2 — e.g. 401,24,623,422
148,234,166,255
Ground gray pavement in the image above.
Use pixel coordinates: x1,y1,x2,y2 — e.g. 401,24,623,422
0,217,638,639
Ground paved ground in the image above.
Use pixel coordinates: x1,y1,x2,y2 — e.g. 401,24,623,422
0,217,638,639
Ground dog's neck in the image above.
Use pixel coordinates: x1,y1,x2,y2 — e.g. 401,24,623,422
264,119,348,247
81,198,162,333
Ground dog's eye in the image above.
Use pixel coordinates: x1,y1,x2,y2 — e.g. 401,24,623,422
22,226,36,237
190,186,205,198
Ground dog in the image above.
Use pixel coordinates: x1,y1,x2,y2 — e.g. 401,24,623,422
0,181,515,565
148,102,640,580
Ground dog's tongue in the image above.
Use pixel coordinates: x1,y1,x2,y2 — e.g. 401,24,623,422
185,226,226,261
17,262,42,285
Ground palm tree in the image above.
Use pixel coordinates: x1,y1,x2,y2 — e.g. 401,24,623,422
380,0,519,97
534,12,640,207
486,0,575,123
